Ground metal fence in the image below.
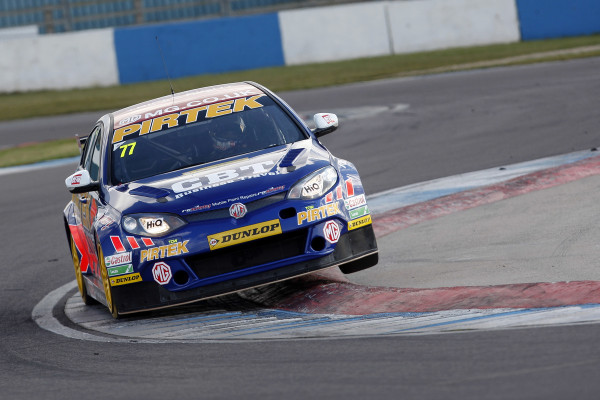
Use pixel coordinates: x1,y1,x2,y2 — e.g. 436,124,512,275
0,0,364,34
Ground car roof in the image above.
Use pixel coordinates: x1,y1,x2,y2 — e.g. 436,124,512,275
111,82,265,129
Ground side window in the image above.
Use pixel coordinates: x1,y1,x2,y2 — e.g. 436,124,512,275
81,127,99,169
84,126,103,181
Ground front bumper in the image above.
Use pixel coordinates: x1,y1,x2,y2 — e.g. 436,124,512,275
112,224,378,315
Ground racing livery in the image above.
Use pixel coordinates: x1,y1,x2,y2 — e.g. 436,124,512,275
64,82,378,318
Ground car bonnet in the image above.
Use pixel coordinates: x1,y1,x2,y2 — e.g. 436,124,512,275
108,140,332,216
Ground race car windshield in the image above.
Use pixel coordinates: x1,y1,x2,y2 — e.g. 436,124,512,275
111,95,307,185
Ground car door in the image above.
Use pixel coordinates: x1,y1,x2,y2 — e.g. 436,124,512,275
73,124,103,277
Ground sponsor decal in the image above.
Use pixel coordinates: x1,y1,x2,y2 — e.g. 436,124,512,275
126,236,141,249
297,203,341,225
113,94,265,143
110,236,126,253
229,203,247,219
182,204,211,214
336,185,343,200
106,264,134,277
224,186,285,205
113,236,154,251
206,186,286,209
321,114,336,125
152,262,172,285
117,142,137,158
141,237,155,247
116,89,260,126
303,181,321,196
348,215,372,231
323,221,341,244
140,240,189,263
172,160,279,198
345,179,355,197
109,272,142,287
104,252,132,267
69,223,97,274
182,158,248,176
349,205,370,220
345,194,367,210
98,215,115,231
71,173,82,185
90,199,98,221
144,217,164,231
325,184,347,204
208,219,282,250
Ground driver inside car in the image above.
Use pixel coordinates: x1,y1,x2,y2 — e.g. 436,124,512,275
209,117,247,157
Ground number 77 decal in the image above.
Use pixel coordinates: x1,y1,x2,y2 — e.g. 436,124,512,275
119,142,136,157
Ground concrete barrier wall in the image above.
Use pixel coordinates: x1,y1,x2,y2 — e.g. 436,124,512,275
114,13,285,84
279,3,391,65
516,0,600,40
388,0,520,54
1,0,598,93
0,29,118,93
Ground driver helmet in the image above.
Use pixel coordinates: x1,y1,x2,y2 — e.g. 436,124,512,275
211,118,243,151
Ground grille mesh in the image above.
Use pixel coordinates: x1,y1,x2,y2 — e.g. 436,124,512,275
186,228,308,280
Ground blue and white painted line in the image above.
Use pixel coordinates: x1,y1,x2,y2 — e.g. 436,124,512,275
35,283,600,342
0,156,79,177
368,148,599,214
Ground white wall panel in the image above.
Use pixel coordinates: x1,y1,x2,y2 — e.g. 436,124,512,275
0,25,39,39
0,29,119,93
279,2,392,65
387,0,520,54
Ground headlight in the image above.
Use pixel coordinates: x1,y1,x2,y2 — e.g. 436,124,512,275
288,166,338,200
122,213,186,237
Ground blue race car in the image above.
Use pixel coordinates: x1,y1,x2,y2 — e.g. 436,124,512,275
64,82,378,318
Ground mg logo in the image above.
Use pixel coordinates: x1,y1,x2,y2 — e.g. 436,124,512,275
323,221,340,243
229,202,247,219
152,262,172,285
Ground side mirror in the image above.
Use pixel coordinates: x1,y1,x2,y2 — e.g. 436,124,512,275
65,170,99,193
313,113,338,137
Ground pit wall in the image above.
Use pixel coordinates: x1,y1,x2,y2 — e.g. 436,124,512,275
0,0,598,93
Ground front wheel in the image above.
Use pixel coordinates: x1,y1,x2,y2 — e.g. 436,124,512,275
69,234,96,305
97,240,120,319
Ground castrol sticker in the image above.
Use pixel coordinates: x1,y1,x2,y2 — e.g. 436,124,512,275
105,252,132,267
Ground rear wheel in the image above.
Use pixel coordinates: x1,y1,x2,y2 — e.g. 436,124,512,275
97,241,120,319
69,235,96,305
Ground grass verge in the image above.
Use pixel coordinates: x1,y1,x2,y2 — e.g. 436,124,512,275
0,139,80,168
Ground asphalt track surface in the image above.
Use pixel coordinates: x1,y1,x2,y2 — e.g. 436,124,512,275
2,57,600,399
